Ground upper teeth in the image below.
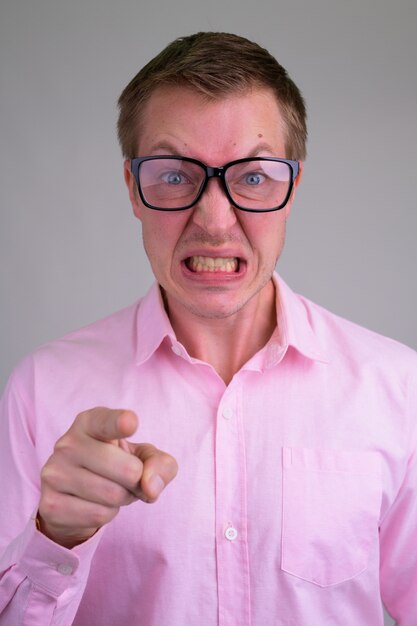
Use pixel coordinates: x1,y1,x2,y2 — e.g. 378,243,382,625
189,256,238,272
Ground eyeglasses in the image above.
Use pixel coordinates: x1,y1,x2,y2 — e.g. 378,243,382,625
130,156,299,213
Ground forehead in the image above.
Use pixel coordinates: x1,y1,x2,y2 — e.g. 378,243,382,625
136,86,288,161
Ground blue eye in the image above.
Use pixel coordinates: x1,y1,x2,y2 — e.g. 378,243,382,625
162,171,188,185
245,172,265,185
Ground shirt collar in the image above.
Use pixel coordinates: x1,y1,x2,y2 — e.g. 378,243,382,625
135,282,177,366
272,273,330,365
135,274,330,367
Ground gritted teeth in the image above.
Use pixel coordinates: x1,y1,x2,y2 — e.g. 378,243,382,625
187,255,239,273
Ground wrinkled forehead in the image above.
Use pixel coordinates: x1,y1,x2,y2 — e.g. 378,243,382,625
135,85,288,160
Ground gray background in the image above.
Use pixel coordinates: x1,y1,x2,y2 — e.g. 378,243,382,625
1,1,416,623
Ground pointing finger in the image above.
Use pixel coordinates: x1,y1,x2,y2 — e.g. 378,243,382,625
79,408,139,443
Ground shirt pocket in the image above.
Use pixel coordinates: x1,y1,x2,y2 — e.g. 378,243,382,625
281,447,381,587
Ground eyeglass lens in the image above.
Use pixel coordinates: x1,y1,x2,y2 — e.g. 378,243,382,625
138,158,292,211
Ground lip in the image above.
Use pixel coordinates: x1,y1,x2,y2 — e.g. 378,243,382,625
182,247,245,258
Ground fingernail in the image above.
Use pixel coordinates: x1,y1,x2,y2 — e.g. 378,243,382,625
147,474,165,499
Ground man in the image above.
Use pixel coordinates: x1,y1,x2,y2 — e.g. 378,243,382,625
0,32,416,625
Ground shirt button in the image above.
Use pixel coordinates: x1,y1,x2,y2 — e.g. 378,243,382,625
57,563,73,576
225,526,238,541
222,407,233,420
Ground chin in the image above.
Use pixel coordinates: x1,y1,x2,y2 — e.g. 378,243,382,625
181,295,249,320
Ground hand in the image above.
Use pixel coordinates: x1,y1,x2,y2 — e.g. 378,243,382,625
38,408,178,548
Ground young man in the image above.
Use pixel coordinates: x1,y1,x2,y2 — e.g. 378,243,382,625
0,32,416,625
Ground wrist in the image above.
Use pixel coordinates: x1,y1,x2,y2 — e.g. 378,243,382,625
34,511,98,549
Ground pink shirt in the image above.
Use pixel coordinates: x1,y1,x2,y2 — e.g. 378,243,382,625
1,274,416,625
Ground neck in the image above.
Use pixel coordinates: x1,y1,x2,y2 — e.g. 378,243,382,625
165,280,277,385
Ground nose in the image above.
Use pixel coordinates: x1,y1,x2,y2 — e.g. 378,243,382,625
191,178,238,235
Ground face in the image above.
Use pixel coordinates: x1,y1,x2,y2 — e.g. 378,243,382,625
124,86,302,323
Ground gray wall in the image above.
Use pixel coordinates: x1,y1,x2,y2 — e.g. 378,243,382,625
1,2,416,623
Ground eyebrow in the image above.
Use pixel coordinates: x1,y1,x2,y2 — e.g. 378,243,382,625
146,141,279,161
148,142,183,156
246,143,277,157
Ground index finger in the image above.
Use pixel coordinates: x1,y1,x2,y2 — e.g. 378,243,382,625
78,408,139,443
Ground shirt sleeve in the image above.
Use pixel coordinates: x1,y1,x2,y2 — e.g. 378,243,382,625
0,518,102,625
0,364,102,625
379,366,417,624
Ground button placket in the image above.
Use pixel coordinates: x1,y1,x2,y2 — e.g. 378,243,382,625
215,383,250,625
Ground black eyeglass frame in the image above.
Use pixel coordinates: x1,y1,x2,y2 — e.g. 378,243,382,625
130,155,300,213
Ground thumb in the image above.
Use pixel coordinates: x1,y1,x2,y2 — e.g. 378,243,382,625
129,443,178,502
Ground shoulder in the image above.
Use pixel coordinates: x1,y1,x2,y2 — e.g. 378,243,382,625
41,299,141,358
298,291,417,376
9,300,143,392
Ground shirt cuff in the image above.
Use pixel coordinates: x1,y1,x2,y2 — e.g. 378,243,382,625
16,516,103,598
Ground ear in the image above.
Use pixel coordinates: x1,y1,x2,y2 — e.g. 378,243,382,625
123,159,143,221
284,160,303,219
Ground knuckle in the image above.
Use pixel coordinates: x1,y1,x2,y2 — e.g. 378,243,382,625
75,408,103,434
103,482,125,507
160,453,178,477
40,491,60,518
72,410,89,431
40,454,68,489
54,432,76,455
90,506,117,529
40,462,57,487
77,407,101,420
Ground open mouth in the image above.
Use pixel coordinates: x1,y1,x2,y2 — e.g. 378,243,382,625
185,255,240,273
